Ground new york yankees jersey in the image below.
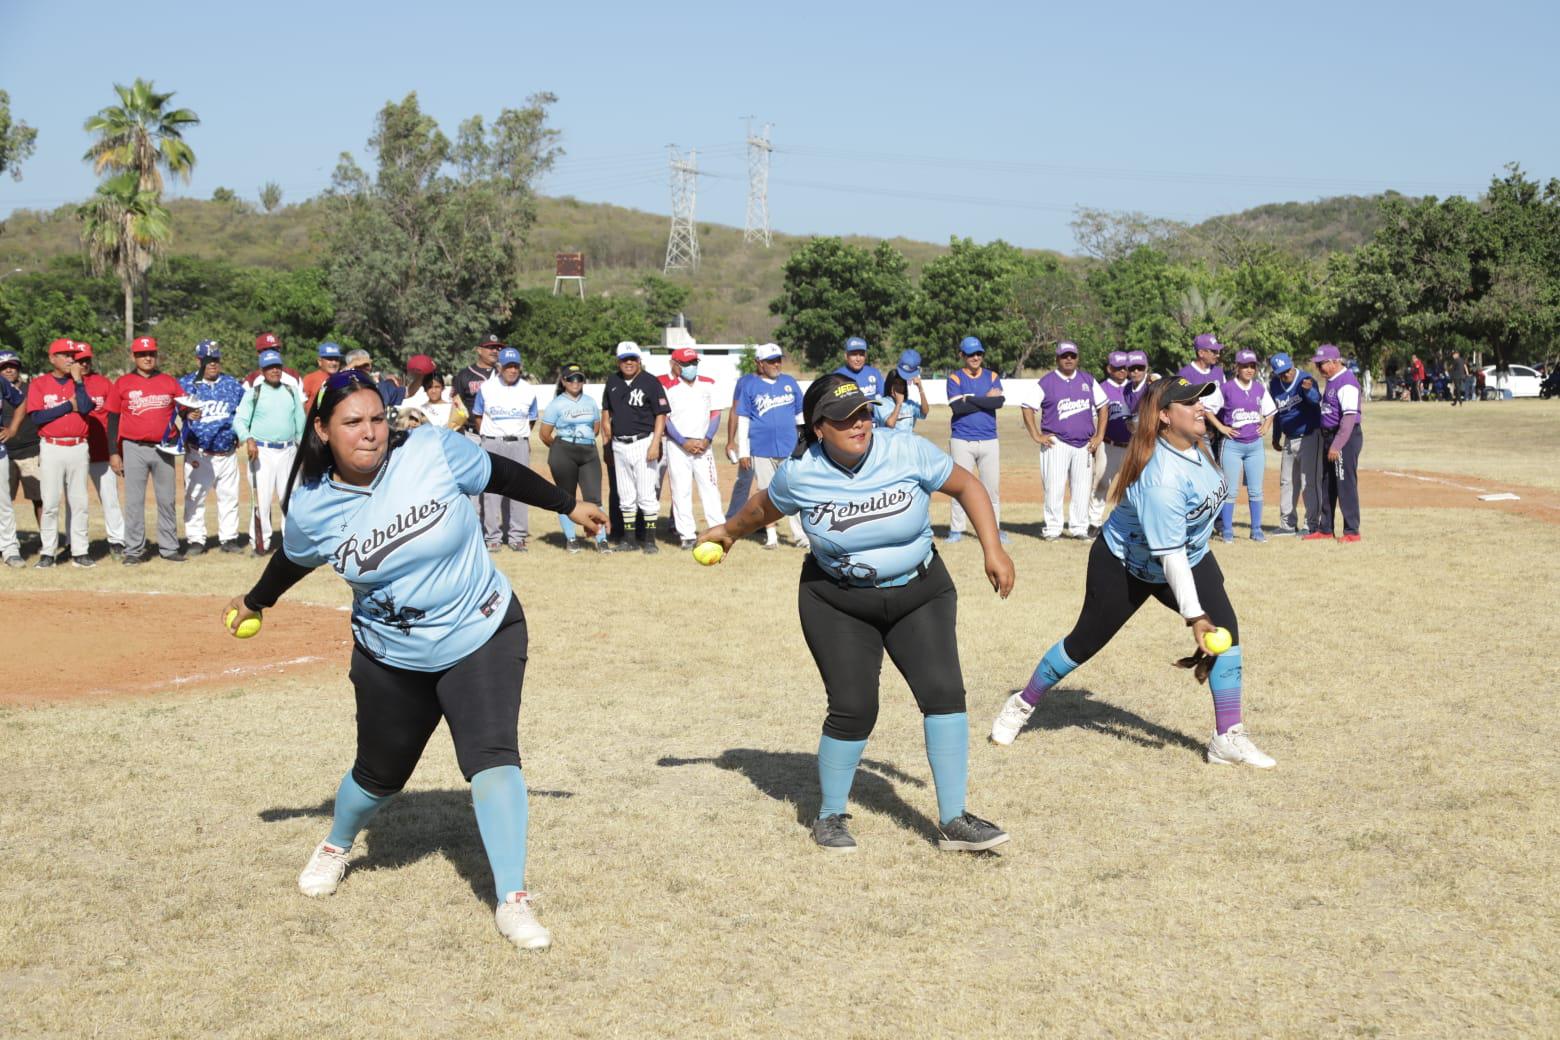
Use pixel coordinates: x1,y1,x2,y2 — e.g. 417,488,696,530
1101,439,1228,583
602,371,669,436
283,425,510,670
767,433,954,585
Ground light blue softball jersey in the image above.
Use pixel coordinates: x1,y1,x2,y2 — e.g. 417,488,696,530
872,397,924,434
283,425,512,669
540,392,600,445
1101,438,1228,583
766,432,954,586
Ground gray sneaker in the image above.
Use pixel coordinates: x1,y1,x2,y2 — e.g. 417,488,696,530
5,556,24,569
185,541,206,556
937,811,1009,852
639,536,660,556
811,813,857,853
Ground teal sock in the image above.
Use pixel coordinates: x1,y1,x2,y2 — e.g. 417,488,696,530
470,765,529,902
1210,646,1244,734
923,713,969,826
326,772,390,850
817,734,867,819
558,514,576,541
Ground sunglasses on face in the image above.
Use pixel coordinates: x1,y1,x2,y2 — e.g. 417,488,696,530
563,375,585,383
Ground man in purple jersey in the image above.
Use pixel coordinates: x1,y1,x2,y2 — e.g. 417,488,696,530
1122,350,1152,414
1021,341,1108,540
1178,333,1225,386
1087,351,1134,537
1307,344,1364,542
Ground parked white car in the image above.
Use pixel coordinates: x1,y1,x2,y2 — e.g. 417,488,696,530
1481,364,1542,399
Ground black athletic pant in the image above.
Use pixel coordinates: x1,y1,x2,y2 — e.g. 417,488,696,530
548,440,602,507
798,553,965,742
1062,538,1239,665
348,596,528,797
1314,425,1362,536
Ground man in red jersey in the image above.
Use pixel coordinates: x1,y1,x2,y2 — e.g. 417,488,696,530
25,339,95,568
108,337,201,564
72,343,126,559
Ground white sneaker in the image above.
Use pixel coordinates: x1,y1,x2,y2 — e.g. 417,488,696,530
495,891,551,951
990,692,1035,746
1206,723,1276,769
297,840,351,897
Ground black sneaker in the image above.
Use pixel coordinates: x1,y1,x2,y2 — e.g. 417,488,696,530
109,543,124,560
1086,525,1101,538
639,536,660,556
936,811,1010,852
71,555,95,569
122,554,145,566
220,540,243,554
811,813,857,853
596,538,615,555
34,555,54,569
610,538,637,553
161,551,188,563
186,541,207,557
4,556,23,569
565,539,582,555
509,541,528,553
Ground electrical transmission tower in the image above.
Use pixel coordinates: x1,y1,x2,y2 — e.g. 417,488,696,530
664,146,700,274
743,118,773,247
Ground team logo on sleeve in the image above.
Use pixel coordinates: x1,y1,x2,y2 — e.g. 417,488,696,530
332,498,449,574
805,488,913,532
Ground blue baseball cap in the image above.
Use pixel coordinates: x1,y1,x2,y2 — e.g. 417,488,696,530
497,347,522,366
1269,352,1293,374
258,349,283,369
196,340,221,360
317,342,343,359
0,350,19,366
896,349,922,379
959,336,984,356
844,336,868,354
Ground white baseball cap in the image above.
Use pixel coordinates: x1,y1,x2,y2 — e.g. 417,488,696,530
754,343,782,361
616,341,642,359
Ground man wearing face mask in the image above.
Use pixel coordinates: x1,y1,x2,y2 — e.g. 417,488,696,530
658,347,724,550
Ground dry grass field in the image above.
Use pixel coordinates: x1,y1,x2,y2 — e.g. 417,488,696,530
2,401,1557,1039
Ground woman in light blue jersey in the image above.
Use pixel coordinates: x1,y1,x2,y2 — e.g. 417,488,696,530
539,362,608,554
222,369,607,952
873,349,930,434
989,376,1277,769
699,375,1015,855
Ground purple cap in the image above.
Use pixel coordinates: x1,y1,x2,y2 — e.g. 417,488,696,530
1312,344,1342,363
1234,349,1258,365
1193,333,1222,353
1055,340,1079,357
1126,350,1149,367
1107,351,1130,369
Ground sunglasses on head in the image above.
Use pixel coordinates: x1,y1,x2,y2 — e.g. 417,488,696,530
317,368,376,407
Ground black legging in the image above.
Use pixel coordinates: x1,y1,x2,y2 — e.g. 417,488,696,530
347,596,527,797
797,553,965,742
547,439,602,506
1062,538,1239,665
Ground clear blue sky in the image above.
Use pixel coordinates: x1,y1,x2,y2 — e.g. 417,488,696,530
3,0,1555,252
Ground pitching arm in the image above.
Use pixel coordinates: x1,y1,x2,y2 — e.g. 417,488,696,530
243,549,317,612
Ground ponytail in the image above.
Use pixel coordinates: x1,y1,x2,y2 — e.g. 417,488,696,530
1109,378,1215,504
800,373,857,448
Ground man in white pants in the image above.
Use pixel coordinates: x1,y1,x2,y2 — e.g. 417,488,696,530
233,350,305,555
1088,351,1136,536
601,342,669,553
944,336,1008,544
27,340,96,568
1021,341,1108,541
471,346,538,551
179,341,247,554
72,344,126,557
659,347,724,549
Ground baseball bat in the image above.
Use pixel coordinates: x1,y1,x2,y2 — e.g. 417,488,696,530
247,451,265,553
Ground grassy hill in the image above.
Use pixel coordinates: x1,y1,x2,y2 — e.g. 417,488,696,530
1178,194,1396,259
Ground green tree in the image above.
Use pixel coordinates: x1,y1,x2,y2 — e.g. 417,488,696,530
83,78,199,194
1087,246,1195,371
77,172,172,348
768,237,913,370
637,274,690,329
0,284,101,370
895,238,1033,373
505,289,656,380
0,90,39,181
1008,256,1105,373
259,181,283,214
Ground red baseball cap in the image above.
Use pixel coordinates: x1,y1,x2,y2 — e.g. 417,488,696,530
73,342,94,359
255,332,280,351
132,336,158,354
48,338,78,356
670,347,699,363
406,354,436,375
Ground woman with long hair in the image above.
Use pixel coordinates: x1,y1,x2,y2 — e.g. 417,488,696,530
698,374,1016,854
223,369,607,952
989,376,1276,769
538,362,609,554
1204,349,1276,542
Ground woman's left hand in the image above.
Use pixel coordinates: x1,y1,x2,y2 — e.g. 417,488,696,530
983,545,1015,599
569,501,609,536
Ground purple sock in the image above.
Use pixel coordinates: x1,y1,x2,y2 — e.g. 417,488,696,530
1209,647,1244,734
1021,640,1078,706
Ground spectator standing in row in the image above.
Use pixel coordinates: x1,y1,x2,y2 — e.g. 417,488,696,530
376,353,436,409
1178,333,1226,386
602,342,669,553
457,334,504,526
723,363,757,519
660,347,724,550
180,340,246,555
1206,349,1276,542
245,332,303,391
75,344,124,558
109,337,200,565
28,339,95,568
471,347,538,553
415,373,465,429
1088,351,1135,538
1410,354,1426,401
301,342,344,404
945,336,1006,544
539,362,608,554
234,350,305,555
1308,344,1364,543
1268,352,1322,536
1123,350,1152,411
1448,350,1470,407
734,342,807,550
1022,341,1108,541
834,336,883,398
1,353,42,540
0,350,26,566
875,350,928,435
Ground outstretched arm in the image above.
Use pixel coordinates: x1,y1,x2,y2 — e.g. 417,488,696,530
484,451,607,535
696,489,783,560
226,548,319,634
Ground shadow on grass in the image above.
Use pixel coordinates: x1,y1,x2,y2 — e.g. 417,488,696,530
1020,686,1205,756
258,787,574,905
657,749,941,846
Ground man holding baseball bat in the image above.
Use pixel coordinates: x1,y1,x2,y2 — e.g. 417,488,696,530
233,350,305,555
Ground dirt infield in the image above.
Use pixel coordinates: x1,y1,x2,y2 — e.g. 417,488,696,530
0,592,349,706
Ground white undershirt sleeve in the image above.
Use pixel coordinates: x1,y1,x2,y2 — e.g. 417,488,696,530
1161,549,1204,619
737,415,752,457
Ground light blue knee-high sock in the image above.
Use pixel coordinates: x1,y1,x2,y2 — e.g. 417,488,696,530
1248,498,1264,536
1210,646,1244,734
558,514,576,541
817,735,867,819
1021,640,1079,706
923,713,969,826
471,765,529,902
326,772,390,850
1219,502,1236,537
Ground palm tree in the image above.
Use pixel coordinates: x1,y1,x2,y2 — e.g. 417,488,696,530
78,172,171,346
83,79,199,193
1174,285,1253,343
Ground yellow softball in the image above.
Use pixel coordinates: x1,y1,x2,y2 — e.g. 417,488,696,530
1202,627,1232,655
692,542,724,566
224,608,263,639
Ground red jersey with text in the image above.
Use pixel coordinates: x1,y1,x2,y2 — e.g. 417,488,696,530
26,374,91,439
110,371,184,443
